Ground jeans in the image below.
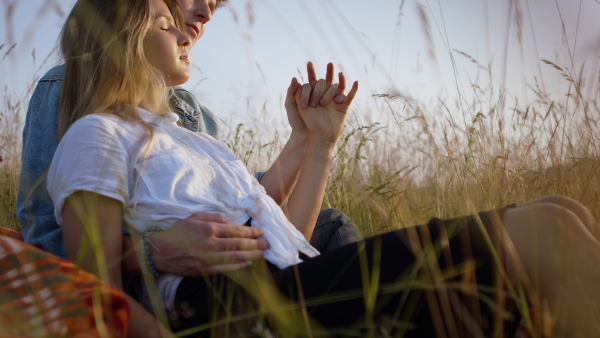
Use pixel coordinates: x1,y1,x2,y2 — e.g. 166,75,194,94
309,208,362,253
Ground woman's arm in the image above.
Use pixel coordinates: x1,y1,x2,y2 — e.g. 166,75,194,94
62,191,171,337
257,63,320,206
285,63,359,239
259,62,352,208
285,137,336,240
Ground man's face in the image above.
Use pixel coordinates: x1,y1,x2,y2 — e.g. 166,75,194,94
178,0,217,45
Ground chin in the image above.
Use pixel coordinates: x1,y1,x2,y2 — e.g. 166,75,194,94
166,74,190,87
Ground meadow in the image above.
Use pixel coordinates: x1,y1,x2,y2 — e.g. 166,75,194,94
225,60,600,237
1,0,599,336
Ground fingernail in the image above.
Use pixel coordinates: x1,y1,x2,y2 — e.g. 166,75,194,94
320,98,326,105
301,102,307,109
335,97,344,103
310,101,317,108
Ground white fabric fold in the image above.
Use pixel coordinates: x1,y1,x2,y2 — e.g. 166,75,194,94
239,193,319,269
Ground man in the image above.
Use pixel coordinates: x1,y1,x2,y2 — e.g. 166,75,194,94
17,0,360,278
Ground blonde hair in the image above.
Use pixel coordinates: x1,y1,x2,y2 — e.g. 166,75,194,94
58,0,184,139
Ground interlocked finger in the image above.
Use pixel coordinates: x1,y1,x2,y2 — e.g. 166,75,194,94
307,61,317,87
298,83,312,109
310,79,327,108
336,72,347,96
326,63,334,88
319,84,340,106
345,81,359,104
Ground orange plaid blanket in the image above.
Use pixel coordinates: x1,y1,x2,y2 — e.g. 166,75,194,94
0,231,129,337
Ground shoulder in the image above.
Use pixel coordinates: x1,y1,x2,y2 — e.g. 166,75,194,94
65,114,139,142
71,113,126,129
172,86,194,99
171,86,208,114
170,86,222,137
39,64,65,83
171,86,219,115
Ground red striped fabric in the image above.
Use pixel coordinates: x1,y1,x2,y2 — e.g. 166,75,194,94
0,234,129,337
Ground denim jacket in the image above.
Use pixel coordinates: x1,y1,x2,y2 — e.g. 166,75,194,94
17,65,222,258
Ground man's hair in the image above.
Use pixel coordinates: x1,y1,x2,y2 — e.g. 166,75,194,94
58,0,183,139
216,0,228,8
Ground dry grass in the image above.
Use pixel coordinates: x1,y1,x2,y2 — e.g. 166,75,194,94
227,63,600,238
0,54,25,230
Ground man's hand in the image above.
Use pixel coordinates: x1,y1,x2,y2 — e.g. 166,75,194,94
148,213,268,276
285,68,314,137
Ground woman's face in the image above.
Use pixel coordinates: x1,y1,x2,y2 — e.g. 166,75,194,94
144,0,192,87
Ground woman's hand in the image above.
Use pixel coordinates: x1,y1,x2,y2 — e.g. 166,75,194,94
294,62,359,144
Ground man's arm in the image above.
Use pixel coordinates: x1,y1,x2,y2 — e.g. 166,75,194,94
17,65,67,258
255,131,307,206
121,212,269,277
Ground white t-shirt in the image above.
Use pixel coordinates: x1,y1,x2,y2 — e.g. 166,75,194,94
47,108,319,310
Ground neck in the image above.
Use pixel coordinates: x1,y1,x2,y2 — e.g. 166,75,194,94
139,87,168,116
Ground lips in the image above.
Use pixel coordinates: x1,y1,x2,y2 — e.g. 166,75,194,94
180,53,190,63
186,24,199,39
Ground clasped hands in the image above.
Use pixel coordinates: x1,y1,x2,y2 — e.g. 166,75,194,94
285,61,359,145
142,62,358,277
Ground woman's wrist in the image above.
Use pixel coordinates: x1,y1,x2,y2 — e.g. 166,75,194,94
307,134,337,151
303,136,336,168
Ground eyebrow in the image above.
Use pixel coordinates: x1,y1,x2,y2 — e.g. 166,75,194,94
153,13,174,24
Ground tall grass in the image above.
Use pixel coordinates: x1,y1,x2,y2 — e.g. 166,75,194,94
0,44,25,230
226,59,600,238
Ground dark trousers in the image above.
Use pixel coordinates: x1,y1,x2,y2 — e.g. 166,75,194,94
170,208,521,337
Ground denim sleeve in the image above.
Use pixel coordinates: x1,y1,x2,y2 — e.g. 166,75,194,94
171,87,221,140
255,171,266,182
17,65,66,258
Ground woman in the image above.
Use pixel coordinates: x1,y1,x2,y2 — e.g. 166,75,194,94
47,0,600,336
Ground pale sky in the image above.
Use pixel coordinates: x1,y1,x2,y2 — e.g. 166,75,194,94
1,0,599,133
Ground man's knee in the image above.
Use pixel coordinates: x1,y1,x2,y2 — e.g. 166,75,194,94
319,208,361,239
317,208,347,224
310,209,361,252
316,209,355,230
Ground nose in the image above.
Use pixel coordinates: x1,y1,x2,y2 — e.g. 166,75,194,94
194,1,212,24
178,30,192,48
